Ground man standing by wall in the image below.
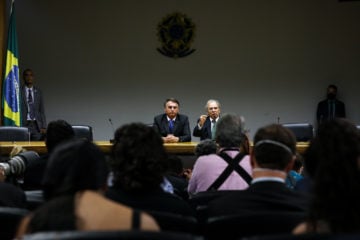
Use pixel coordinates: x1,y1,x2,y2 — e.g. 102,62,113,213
316,84,346,126
21,69,47,140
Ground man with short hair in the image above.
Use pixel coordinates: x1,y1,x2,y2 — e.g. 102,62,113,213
153,98,191,143
22,120,75,190
193,99,221,140
21,69,47,140
207,124,309,217
316,84,346,126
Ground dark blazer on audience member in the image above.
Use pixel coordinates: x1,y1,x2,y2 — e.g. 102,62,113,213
193,117,212,140
153,113,191,142
106,187,195,216
0,182,27,208
207,181,309,217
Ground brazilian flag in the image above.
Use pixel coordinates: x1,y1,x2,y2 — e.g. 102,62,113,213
2,0,21,126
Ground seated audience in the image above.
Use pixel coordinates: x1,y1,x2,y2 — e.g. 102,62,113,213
188,114,252,195
22,119,75,190
207,124,309,217
194,139,218,157
165,155,190,200
106,123,194,216
285,153,304,189
16,139,159,237
0,146,27,208
294,119,360,234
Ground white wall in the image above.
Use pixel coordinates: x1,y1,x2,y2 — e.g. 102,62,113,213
13,0,360,140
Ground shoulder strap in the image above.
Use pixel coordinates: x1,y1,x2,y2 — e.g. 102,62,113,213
131,209,141,230
207,151,252,191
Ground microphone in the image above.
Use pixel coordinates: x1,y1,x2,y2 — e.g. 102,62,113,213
108,118,115,143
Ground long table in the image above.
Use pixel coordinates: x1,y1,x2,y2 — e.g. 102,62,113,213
0,141,310,155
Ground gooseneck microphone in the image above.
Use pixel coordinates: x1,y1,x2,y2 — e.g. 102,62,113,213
108,118,115,143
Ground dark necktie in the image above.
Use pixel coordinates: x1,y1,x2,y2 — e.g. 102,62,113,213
328,100,335,120
211,119,217,140
28,89,35,120
169,120,174,134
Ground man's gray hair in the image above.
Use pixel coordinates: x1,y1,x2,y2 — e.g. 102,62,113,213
215,113,245,148
205,99,221,110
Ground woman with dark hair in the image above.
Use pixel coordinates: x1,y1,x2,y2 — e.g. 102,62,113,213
294,119,360,233
106,123,194,216
16,139,158,236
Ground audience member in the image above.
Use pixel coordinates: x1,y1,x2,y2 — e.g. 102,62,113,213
21,69,47,140
194,139,218,157
16,139,159,237
22,119,75,190
285,153,304,189
193,99,221,140
316,84,346,126
153,98,191,143
106,123,194,216
188,114,252,195
0,166,26,208
207,124,309,217
294,119,360,234
165,155,190,200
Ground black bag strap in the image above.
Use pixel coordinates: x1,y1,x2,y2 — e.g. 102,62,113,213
207,151,252,191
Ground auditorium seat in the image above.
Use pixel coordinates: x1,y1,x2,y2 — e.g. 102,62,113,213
22,230,202,240
146,210,199,234
281,123,314,142
205,211,306,240
0,126,29,141
0,207,29,240
72,125,93,141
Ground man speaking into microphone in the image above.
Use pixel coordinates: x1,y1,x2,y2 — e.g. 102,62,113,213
193,99,221,141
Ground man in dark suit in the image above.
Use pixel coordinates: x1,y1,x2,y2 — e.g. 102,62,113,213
316,84,346,126
193,99,221,140
153,98,191,143
21,69,47,140
207,124,309,217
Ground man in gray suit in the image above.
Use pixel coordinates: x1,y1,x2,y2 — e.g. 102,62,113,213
21,69,47,140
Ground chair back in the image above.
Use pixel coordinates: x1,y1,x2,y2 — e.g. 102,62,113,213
146,210,199,234
205,211,306,240
0,207,29,240
22,230,203,240
281,123,314,142
72,125,93,141
0,126,29,141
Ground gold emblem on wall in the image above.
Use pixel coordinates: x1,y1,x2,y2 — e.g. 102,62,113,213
157,12,196,58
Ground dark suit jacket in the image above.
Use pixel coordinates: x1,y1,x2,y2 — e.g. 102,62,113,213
316,98,346,124
0,182,27,208
21,86,47,129
207,181,309,217
153,114,191,142
193,117,212,140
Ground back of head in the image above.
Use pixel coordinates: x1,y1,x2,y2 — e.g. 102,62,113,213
45,120,75,153
42,139,108,200
253,124,296,170
111,123,168,191
307,119,360,232
195,139,217,157
215,114,244,148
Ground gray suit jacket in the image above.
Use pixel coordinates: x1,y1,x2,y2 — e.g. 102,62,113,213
21,86,47,129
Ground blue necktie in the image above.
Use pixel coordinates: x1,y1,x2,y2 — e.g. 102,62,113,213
169,120,174,134
211,119,217,140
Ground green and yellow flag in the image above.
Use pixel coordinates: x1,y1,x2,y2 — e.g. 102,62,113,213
2,0,21,126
